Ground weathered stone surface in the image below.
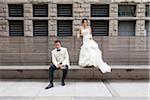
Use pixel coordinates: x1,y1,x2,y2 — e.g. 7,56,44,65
136,4,145,18
0,0,149,65
109,20,118,36
136,20,145,36
24,20,33,36
110,4,118,18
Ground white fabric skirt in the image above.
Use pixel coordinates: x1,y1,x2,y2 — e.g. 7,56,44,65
79,39,111,73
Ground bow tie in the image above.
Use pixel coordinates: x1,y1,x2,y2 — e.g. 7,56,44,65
57,49,61,52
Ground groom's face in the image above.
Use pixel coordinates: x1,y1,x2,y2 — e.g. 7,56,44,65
55,42,61,49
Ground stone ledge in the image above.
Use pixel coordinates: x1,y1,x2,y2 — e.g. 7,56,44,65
0,65,149,70
0,65,149,79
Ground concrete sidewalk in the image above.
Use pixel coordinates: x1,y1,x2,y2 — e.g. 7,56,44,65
0,79,149,100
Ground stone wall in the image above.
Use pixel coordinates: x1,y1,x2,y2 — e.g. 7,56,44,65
0,37,149,65
0,0,149,37
0,0,149,65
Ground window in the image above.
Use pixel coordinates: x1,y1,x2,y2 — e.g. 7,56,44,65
57,4,72,17
33,20,48,36
9,20,24,36
91,20,109,36
91,4,109,17
145,21,150,36
118,21,135,36
146,5,150,17
118,5,136,17
9,4,23,17
57,20,72,36
33,4,48,17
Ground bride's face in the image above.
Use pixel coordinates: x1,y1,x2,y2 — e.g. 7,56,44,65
82,20,88,27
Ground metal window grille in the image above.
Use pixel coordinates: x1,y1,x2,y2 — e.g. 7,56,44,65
57,20,72,36
33,20,48,36
91,4,109,17
9,20,24,36
33,4,48,17
91,20,109,36
9,4,23,17
57,4,72,17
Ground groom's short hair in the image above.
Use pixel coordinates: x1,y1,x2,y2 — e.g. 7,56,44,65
54,40,61,44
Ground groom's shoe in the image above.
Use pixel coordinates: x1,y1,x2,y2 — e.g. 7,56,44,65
61,82,65,86
45,83,53,89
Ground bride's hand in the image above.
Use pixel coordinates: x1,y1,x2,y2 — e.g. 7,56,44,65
77,33,80,38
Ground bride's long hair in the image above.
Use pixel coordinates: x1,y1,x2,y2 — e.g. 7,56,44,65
82,18,88,24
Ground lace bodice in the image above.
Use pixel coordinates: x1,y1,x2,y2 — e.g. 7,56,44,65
81,28,92,43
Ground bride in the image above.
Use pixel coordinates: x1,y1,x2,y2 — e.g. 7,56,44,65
77,18,111,73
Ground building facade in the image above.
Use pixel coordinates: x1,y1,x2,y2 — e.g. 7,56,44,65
0,0,149,65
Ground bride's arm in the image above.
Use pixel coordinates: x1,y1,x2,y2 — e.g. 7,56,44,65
89,27,93,39
77,28,82,38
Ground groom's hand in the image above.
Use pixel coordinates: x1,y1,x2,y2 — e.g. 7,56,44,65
57,64,62,68
60,65,66,69
57,64,63,69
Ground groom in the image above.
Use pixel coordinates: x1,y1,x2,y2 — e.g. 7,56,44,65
45,40,70,89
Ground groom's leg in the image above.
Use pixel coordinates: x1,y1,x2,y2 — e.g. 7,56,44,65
62,65,68,83
49,64,57,83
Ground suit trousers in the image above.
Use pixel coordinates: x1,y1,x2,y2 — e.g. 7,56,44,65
49,64,68,83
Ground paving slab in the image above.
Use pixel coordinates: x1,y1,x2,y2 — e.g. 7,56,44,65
0,79,149,99
0,79,46,97
105,80,149,97
75,80,112,97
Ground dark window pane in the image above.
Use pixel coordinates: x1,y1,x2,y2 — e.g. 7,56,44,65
57,20,72,36
91,20,109,36
145,21,150,36
33,4,48,17
91,4,109,17
118,21,135,36
9,4,23,17
146,5,150,17
57,4,72,17
9,20,24,36
118,5,136,17
33,20,48,36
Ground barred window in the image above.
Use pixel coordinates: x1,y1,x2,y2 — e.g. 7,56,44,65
33,20,48,36
146,5,150,17
118,5,136,17
57,4,72,17
91,20,109,36
145,21,150,36
9,20,24,36
33,4,48,17
91,4,109,17
9,4,23,17
57,20,72,36
118,21,135,36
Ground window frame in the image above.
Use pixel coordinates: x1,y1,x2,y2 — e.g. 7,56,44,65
33,20,48,36
91,4,109,17
90,20,109,36
57,20,73,36
9,20,24,36
9,4,24,17
33,4,48,17
57,4,73,17
118,5,136,17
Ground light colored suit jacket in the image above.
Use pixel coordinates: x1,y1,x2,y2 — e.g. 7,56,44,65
51,47,70,68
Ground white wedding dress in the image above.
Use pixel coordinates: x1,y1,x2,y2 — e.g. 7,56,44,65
79,28,111,73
